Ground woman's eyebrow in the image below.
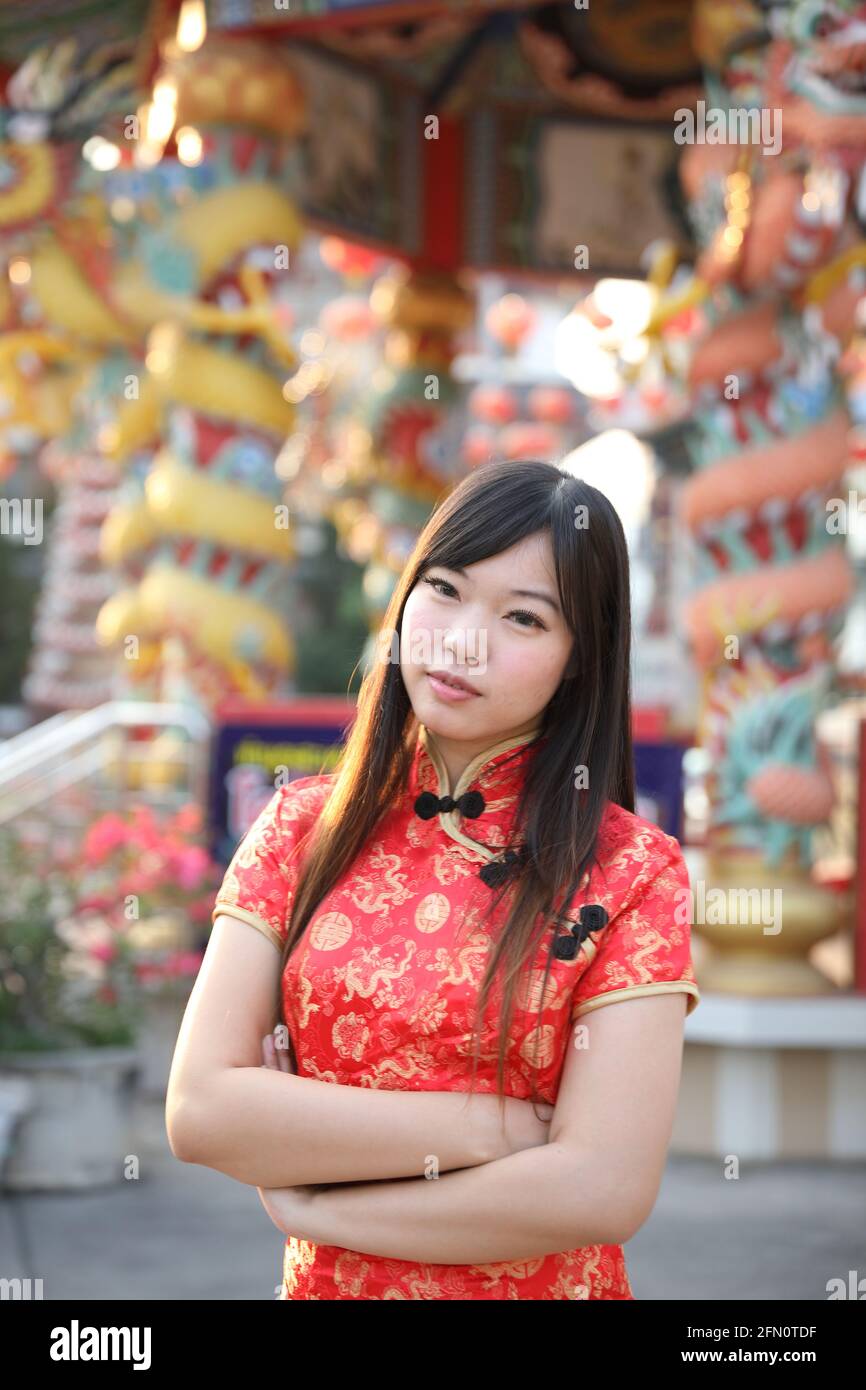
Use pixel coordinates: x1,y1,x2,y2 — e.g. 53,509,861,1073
510,588,561,613
438,565,561,614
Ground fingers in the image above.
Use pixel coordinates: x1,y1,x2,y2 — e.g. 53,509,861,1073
261,1033,279,1069
262,1029,294,1073
273,1027,293,1072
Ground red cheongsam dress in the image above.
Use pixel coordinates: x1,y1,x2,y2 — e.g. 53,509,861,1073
212,721,701,1299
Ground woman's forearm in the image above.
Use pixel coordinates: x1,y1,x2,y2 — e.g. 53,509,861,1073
286,1141,628,1263
173,1067,507,1187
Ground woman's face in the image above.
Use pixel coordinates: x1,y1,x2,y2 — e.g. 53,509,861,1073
399,530,574,747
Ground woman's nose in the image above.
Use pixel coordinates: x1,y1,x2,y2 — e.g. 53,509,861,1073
441,624,487,667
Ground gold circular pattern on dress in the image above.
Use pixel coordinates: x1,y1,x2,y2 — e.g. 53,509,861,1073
415,892,450,933
518,968,563,1013
519,1023,557,1069
309,911,354,951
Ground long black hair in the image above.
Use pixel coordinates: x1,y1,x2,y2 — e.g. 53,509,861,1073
279,459,635,1104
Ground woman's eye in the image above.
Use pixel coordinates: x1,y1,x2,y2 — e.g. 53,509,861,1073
421,577,545,628
421,575,455,597
509,608,545,629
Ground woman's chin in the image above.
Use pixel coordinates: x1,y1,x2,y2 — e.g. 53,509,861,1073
411,683,483,728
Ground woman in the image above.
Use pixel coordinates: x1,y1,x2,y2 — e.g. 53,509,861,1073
166,458,700,1300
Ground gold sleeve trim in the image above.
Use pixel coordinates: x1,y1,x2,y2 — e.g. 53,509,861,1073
572,981,701,1021
212,901,284,952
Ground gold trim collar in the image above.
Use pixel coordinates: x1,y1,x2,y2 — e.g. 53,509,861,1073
415,722,544,864
418,722,544,799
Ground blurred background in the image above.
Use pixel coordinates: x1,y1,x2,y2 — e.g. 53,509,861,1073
0,0,865,1301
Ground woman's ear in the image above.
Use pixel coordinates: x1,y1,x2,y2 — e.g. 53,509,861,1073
562,646,578,680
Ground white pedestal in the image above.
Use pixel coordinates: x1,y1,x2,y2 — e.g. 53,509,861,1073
674,994,866,1159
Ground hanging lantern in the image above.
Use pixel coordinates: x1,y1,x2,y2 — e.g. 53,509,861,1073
498,421,560,459
469,383,518,425
527,386,574,425
319,237,383,281
462,426,497,466
319,295,376,342
485,293,536,353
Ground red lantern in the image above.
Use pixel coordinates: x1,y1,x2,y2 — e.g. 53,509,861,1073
319,295,376,342
462,427,497,466
640,384,669,412
469,384,518,426
485,293,536,352
319,237,383,281
527,386,574,425
498,422,559,459
664,306,699,337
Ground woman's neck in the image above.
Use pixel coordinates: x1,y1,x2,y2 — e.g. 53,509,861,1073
423,719,543,793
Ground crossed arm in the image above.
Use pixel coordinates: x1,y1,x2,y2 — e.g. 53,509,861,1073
256,992,688,1262
262,1139,626,1263
167,916,688,1263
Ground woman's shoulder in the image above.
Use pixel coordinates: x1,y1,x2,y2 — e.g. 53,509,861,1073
213,772,337,943
269,772,336,832
216,773,335,896
568,802,699,1021
593,799,689,902
598,798,682,855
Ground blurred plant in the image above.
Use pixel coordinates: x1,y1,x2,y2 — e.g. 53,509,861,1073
0,825,140,1051
77,802,218,922
73,801,219,994
0,802,219,1052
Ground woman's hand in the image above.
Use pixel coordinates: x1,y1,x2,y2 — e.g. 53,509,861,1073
261,1027,296,1074
479,1094,555,1163
257,1182,320,1239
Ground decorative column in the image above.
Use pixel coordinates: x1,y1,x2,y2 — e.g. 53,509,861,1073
675,0,865,992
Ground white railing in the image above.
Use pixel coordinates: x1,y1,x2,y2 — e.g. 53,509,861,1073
0,701,212,826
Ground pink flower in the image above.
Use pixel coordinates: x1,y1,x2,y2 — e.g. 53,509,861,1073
174,845,210,890
75,892,114,914
89,942,117,964
134,962,164,984
166,950,202,978
128,806,162,853
118,868,159,897
83,814,130,864
172,804,202,835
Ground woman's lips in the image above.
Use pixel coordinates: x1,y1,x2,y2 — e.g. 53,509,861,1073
425,672,481,702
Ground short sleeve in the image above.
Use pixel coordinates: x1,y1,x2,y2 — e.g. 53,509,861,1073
570,840,700,1022
211,776,330,951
